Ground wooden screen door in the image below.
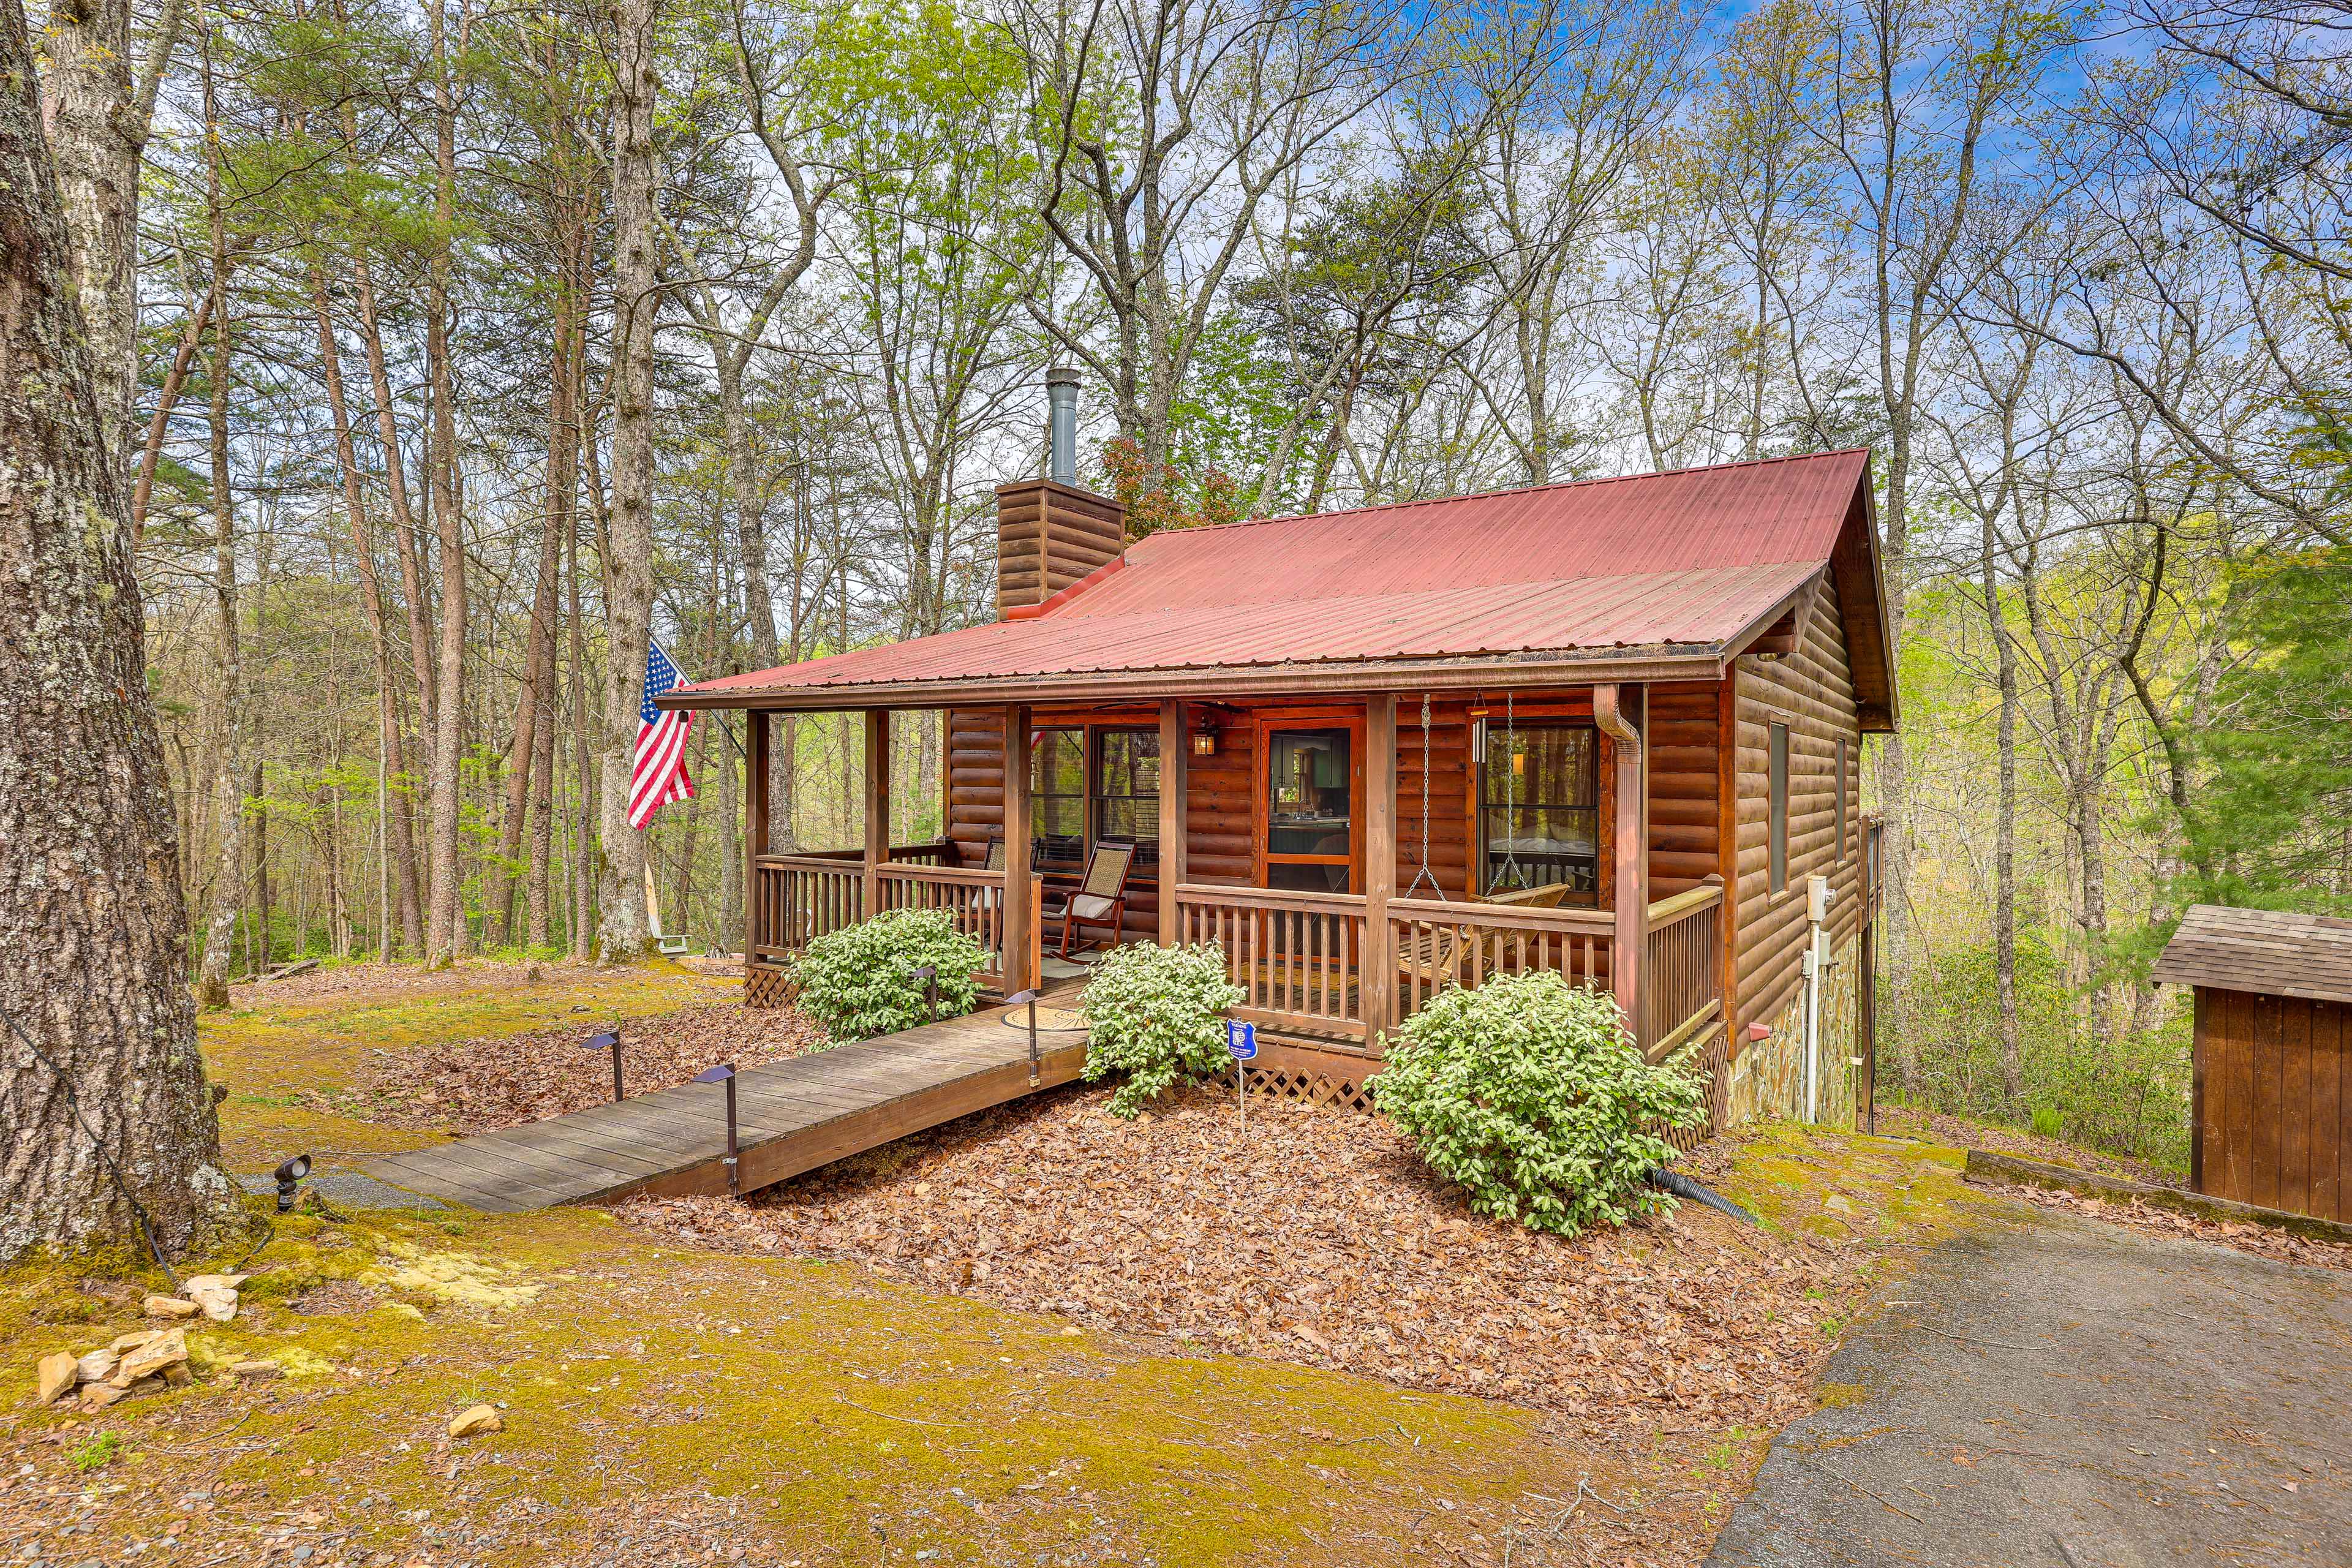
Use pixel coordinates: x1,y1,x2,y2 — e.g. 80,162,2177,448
1253,713,1365,894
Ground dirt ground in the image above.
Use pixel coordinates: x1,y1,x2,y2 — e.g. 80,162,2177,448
1706,1202,2352,1567
2,963,2009,1567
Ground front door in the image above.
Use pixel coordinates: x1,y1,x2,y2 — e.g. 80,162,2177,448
1254,714,1363,894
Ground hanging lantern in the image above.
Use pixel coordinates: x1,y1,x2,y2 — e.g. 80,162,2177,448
1191,714,1217,756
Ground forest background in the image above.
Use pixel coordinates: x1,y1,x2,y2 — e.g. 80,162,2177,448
66,0,2349,1172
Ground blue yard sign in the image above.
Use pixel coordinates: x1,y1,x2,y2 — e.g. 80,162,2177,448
1225,1019,1257,1060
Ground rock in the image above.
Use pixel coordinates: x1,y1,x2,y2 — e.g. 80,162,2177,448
447,1404,503,1438
80,1382,128,1411
76,1348,120,1384
229,1360,281,1380
110,1329,159,1355
113,1327,186,1386
145,1295,201,1321
162,1363,194,1388
37,1351,79,1406
182,1276,246,1324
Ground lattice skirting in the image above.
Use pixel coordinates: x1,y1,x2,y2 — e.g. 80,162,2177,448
744,963,796,1009
1664,1027,1732,1155
1221,1046,1382,1114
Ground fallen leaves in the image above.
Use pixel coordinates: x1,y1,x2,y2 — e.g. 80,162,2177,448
1986,1180,2352,1273
347,1001,827,1136
630,1083,1874,1438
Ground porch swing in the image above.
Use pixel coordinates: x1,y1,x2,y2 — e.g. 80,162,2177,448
1393,692,1574,993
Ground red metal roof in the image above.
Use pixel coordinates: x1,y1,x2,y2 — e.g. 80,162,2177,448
682,449,1880,708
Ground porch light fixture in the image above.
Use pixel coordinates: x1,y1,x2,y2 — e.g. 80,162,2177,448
1191,717,1217,756
692,1063,741,1196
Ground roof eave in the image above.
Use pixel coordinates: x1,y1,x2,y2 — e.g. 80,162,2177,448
661,644,1727,713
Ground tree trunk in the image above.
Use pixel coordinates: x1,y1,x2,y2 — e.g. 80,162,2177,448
39,0,143,443
1981,516,2022,1107
1,0,230,1260
597,0,661,960
310,270,425,952
421,0,467,963
191,29,244,1012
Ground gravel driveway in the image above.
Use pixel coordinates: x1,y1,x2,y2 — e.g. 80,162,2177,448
1706,1203,2352,1567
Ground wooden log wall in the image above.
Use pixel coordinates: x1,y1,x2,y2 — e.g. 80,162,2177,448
994,480,1128,617
1730,572,1866,1049
1645,680,1723,902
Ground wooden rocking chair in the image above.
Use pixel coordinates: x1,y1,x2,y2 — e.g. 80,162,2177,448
1040,840,1136,957
1394,881,1575,990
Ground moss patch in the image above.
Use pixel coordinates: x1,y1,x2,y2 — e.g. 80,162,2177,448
203,960,732,1169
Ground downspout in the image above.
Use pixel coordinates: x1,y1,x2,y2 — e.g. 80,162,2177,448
1593,685,1645,1036
1803,873,1834,1122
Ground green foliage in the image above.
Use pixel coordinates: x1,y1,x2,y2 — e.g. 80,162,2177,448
1370,973,1702,1237
70,1432,123,1472
790,909,986,1045
2177,546,2352,913
1887,935,2192,1171
1079,942,1246,1117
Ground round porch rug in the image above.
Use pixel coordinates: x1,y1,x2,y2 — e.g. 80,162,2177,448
1000,1005,1090,1033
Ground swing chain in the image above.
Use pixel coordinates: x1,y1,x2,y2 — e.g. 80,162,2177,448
1404,692,1444,900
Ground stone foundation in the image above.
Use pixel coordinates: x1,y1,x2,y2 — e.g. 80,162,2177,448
1726,927,1861,1128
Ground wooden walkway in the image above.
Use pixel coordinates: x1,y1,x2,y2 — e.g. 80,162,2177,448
358,993,1089,1212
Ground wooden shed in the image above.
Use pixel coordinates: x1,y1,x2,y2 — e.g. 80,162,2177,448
2153,905,2352,1223
666,439,1897,1135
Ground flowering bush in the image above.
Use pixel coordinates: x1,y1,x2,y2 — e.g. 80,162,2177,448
1079,941,1246,1117
790,908,986,1045
1370,972,1703,1236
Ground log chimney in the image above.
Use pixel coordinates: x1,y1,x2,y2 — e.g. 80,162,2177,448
994,370,1125,619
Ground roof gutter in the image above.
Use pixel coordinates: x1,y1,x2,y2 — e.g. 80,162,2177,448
661,644,1727,712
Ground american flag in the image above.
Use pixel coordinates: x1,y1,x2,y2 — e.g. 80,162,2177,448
627,641,695,829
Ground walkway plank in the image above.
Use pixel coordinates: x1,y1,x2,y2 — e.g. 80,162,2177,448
360,992,1089,1211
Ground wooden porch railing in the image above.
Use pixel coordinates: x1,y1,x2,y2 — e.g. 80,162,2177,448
1173,883,1368,1042
750,842,972,969
1639,877,1723,1062
873,862,1028,987
1387,897,1617,1024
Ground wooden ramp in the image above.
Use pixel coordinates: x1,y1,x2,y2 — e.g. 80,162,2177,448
358,998,1088,1212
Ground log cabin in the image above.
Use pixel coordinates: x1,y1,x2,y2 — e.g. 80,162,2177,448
662,393,1895,1133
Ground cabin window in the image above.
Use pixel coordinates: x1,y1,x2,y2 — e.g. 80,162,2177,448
1093,729,1159,867
1769,722,1790,893
1836,737,1849,864
1265,727,1354,892
1480,723,1599,903
1030,727,1085,867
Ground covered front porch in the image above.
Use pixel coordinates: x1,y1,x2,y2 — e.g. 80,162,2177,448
734,684,1727,1077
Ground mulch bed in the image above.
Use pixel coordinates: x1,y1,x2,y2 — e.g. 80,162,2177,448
348,1003,829,1136
1983,1178,2352,1273
629,1083,1866,1437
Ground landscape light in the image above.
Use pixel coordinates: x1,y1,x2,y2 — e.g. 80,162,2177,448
1005,989,1042,1086
584,1027,625,1102
274,1153,314,1213
910,965,938,1022
693,1063,741,1197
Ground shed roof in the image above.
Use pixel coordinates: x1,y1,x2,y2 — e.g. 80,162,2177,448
2151,905,2352,1007
676,448,1893,715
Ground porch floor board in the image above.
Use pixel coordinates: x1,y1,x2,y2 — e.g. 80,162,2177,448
359,982,1089,1211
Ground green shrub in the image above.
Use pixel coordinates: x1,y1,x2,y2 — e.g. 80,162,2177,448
1079,941,1246,1117
790,908,986,1044
1370,971,1703,1236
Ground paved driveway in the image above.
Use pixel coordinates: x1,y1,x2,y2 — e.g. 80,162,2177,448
1707,1204,2352,1567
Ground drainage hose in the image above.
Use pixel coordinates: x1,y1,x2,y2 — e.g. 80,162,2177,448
1646,1165,1757,1225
